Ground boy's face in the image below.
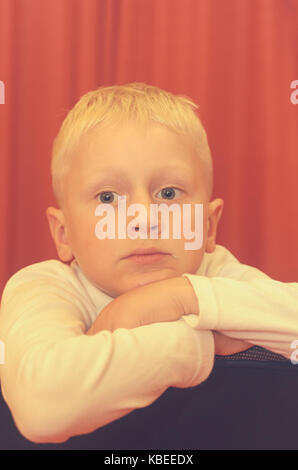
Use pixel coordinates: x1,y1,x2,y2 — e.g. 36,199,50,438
47,121,223,297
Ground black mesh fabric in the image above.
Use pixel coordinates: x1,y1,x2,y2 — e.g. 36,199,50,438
215,345,289,362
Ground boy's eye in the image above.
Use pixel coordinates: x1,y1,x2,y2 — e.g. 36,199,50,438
156,187,182,200
96,191,120,204
96,187,182,204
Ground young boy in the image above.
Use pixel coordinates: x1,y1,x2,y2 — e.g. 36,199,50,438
0,83,297,444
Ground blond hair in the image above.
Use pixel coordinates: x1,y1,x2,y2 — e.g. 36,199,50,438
51,82,213,207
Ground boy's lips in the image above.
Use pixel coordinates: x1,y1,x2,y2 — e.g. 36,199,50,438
123,247,170,258
122,247,171,264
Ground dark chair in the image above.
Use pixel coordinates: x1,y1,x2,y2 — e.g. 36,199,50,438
1,346,298,450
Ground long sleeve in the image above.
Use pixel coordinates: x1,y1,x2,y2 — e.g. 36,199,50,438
181,250,298,359
0,263,214,444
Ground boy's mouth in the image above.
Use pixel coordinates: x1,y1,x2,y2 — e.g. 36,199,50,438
122,247,170,264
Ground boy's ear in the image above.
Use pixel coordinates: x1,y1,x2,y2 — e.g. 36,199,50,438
46,206,74,262
205,198,224,253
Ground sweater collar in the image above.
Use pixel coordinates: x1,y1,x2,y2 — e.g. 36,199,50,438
70,260,113,312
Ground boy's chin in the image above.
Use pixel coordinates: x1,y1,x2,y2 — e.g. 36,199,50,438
105,268,180,297
125,268,177,290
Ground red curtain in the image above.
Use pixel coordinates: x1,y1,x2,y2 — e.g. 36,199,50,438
0,0,297,293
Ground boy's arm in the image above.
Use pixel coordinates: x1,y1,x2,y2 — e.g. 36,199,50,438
87,275,251,356
0,272,214,444
86,275,200,334
182,266,298,359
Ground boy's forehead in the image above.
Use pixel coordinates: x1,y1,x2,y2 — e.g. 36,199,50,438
61,120,210,204
62,122,209,205
71,121,201,172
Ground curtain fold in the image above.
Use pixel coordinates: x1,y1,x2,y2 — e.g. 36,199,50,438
0,0,297,292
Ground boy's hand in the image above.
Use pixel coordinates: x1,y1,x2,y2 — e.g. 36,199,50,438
213,331,251,355
86,276,199,335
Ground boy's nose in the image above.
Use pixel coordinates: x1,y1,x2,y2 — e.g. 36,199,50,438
128,193,161,238
132,211,161,239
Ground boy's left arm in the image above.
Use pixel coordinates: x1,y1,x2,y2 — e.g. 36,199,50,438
181,264,298,360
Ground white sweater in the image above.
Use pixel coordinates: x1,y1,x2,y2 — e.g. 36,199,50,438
0,244,297,443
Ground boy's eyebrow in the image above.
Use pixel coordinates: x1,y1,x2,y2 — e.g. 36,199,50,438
84,169,131,194
84,165,193,195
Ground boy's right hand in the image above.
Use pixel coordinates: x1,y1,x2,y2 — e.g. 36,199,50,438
213,331,251,355
86,275,198,335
